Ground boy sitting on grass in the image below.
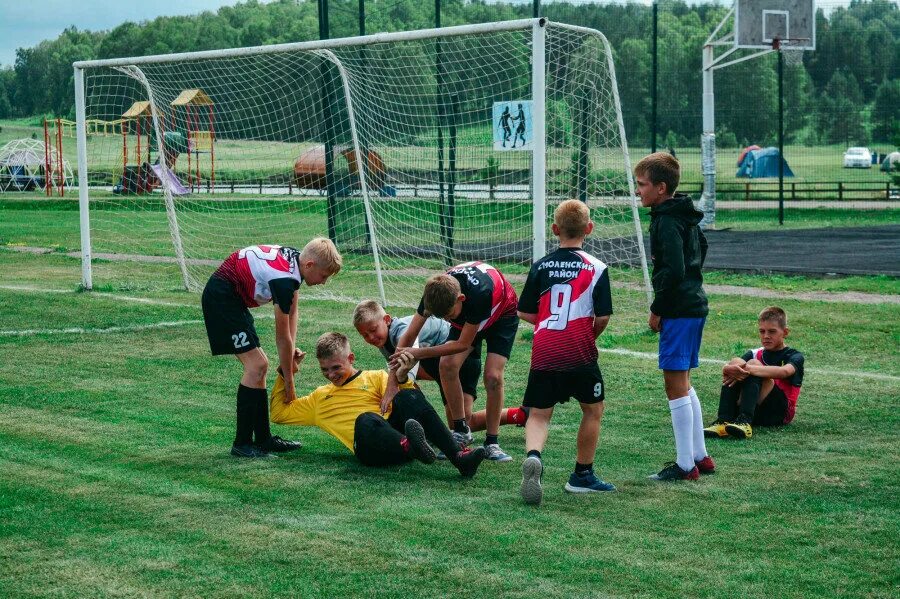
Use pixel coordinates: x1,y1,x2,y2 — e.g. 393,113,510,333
352,300,529,433
270,332,486,477
704,306,805,439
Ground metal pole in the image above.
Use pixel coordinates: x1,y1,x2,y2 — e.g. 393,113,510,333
699,43,716,229
359,0,365,36
319,0,338,241
651,1,658,153
577,95,588,202
532,19,547,262
777,47,784,226
448,93,457,261
435,0,452,265
533,0,540,18
74,67,93,290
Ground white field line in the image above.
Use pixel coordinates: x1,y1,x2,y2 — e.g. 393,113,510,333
2,285,897,383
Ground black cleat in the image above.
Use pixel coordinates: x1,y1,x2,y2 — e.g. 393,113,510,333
452,446,486,478
231,443,275,458
404,419,436,464
255,435,302,453
648,461,699,481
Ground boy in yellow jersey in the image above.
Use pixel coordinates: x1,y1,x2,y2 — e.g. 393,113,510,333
270,332,486,476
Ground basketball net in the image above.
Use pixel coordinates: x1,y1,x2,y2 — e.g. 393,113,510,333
773,38,807,67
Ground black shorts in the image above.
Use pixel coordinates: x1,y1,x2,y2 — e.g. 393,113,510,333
419,354,482,404
201,276,260,356
447,313,518,361
753,385,789,427
523,363,605,409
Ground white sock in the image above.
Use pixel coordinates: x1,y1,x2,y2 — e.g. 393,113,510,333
689,387,709,461
668,396,694,472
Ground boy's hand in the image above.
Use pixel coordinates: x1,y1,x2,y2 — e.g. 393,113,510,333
292,349,306,373
648,312,661,332
392,350,417,382
389,347,421,368
722,363,750,387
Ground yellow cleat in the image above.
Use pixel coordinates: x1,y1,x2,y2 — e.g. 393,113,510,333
703,420,729,438
725,418,753,439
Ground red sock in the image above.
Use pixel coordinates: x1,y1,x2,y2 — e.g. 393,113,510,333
507,407,527,425
399,437,410,453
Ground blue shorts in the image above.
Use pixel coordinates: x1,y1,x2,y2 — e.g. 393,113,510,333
658,317,705,371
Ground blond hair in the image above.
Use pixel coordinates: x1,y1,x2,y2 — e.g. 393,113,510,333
423,274,461,317
554,199,591,239
758,306,787,329
315,332,352,359
634,152,680,195
352,299,386,327
301,237,343,275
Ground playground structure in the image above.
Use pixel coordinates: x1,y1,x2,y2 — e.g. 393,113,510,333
170,89,215,192
0,138,73,194
42,118,69,196
293,145,388,196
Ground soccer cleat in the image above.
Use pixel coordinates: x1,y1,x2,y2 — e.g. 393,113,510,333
695,455,716,475
451,426,473,447
404,419,436,464
230,443,275,458
703,419,729,438
648,461,700,481
564,470,616,493
482,443,513,462
452,446,486,478
725,416,753,439
255,435,302,453
520,456,544,505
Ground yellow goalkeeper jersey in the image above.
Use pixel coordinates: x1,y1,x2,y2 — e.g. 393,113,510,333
270,370,414,452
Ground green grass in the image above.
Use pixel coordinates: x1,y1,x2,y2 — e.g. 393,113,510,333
0,210,898,597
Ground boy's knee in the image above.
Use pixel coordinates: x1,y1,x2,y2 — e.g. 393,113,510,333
439,358,462,377
483,370,504,392
245,355,269,383
579,401,603,418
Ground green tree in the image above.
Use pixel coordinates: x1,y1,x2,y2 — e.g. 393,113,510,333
872,79,900,142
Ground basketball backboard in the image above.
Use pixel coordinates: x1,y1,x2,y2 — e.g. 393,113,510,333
735,0,816,50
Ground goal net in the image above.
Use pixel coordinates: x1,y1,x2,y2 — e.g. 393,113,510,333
75,19,650,328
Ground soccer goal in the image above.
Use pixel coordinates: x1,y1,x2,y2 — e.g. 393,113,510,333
74,18,650,322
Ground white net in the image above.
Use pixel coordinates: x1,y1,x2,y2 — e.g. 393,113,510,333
77,20,650,328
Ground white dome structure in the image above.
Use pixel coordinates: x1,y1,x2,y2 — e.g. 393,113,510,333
0,138,74,193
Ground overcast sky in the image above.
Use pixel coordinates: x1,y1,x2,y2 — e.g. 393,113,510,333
0,0,856,69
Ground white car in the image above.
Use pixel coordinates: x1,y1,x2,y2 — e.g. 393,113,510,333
843,147,872,168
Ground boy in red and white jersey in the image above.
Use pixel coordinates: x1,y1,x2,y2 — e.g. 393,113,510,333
516,200,615,505
202,238,342,458
704,306,805,440
392,261,519,462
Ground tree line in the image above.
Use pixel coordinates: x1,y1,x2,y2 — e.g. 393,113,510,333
0,0,897,147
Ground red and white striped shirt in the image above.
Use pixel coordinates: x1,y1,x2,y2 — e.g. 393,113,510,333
213,245,303,308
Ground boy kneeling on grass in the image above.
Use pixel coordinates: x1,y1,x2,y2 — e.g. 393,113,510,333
704,306,805,439
270,332,486,477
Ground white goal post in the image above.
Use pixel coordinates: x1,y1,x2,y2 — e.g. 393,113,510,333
74,18,651,325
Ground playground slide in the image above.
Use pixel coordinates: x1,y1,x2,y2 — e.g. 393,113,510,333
150,163,190,196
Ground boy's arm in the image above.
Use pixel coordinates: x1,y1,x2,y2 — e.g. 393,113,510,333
393,323,476,362
722,357,749,387
396,312,427,349
744,362,797,380
273,292,299,403
593,315,610,338
270,359,317,425
650,217,686,315
380,352,417,415
517,311,537,324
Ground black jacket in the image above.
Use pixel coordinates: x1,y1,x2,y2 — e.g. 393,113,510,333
648,193,709,318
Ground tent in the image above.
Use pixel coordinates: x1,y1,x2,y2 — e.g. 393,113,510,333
736,145,761,167
293,145,387,194
880,151,900,173
736,147,794,178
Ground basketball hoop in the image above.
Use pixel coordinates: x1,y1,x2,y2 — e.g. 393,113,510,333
773,37,808,67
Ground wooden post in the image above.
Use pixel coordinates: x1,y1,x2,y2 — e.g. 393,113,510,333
838,181,843,201
44,119,52,197
56,118,64,196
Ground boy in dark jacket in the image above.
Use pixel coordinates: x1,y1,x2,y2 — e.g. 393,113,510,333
634,152,715,481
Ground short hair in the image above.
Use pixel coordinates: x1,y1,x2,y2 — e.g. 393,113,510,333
352,299,386,327
423,274,461,317
315,332,351,359
634,152,680,195
554,199,591,239
758,306,787,329
301,237,343,275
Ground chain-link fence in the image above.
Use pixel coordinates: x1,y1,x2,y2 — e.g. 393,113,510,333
319,0,899,229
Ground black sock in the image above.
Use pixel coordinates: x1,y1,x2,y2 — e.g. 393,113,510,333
250,386,272,444
484,434,498,446
453,418,469,433
234,384,256,446
738,376,763,421
527,449,542,460
575,461,593,474
718,383,740,421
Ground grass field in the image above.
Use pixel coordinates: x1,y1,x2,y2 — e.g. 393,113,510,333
0,205,898,597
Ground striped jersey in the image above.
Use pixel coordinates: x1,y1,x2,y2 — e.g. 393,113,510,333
213,244,303,311
417,261,518,332
741,346,804,424
518,247,613,371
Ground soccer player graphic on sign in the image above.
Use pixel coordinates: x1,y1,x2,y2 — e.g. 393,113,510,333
498,105,513,148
